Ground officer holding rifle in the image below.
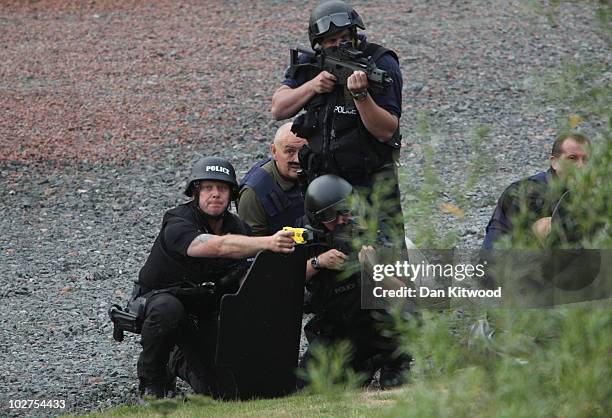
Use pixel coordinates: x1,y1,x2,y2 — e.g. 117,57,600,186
271,0,406,245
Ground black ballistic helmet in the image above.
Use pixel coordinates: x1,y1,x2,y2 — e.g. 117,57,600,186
184,156,238,198
308,0,365,49
305,174,353,223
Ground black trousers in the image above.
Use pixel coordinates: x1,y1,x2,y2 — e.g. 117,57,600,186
297,309,403,388
137,291,228,396
353,166,407,251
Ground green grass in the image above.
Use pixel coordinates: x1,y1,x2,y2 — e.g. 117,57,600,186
83,304,611,418
82,390,401,417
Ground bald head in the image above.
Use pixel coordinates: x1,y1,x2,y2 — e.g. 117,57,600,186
271,122,308,180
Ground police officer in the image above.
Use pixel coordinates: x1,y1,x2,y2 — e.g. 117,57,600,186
134,156,295,398
238,123,308,236
300,174,411,389
271,0,406,245
482,133,591,249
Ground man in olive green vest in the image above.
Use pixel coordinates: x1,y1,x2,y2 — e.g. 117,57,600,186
238,123,308,236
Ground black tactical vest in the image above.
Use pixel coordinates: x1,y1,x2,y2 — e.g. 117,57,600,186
294,42,401,185
138,203,250,290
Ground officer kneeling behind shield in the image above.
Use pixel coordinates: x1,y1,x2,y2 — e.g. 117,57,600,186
299,174,412,389
130,156,295,399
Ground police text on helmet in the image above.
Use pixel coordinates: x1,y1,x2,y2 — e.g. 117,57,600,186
205,166,231,175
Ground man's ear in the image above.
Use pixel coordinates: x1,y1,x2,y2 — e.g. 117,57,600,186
270,143,277,159
191,181,200,199
550,155,558,173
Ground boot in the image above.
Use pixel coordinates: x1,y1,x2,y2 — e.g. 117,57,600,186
138,372,177,401
378,354,412,389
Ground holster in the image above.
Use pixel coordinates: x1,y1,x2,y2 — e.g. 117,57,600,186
108,294,146,342
298,144,331,186
108,281,217,342
291,106,320,140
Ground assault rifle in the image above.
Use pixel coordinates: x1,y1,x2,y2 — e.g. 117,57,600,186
289,42,393,91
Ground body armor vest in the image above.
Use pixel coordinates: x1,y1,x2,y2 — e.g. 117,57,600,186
294,42,401,185
240,159,305,234
138,203,250,290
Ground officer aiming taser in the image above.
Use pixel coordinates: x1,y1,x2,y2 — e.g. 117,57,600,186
289,42,392,91
283,226,314,244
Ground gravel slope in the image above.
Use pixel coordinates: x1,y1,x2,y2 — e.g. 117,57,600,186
0,1,609,416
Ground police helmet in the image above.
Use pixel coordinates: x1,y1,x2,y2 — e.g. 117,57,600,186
184,156,238,198
308,0,365,49
305,174,353,223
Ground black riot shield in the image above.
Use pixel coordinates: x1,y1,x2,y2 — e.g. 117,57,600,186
215,246,306,399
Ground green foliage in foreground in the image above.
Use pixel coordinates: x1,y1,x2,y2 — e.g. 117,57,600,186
391,306,612,418
83,306,611,418
298,340,366,395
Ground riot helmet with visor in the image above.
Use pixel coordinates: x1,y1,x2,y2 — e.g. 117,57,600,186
308,1,365,49
305,174,353,224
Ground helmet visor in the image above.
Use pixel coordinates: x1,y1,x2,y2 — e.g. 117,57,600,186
312,12,352,36
316,199,351,223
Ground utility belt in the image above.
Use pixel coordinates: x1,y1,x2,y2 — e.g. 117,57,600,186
132,280,217,300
